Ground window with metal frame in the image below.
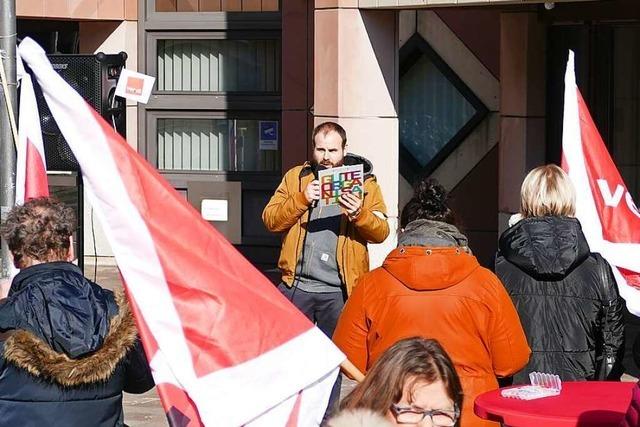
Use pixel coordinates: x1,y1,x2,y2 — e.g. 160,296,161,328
155,116,280,172
399,34,488,183
156,38,280,93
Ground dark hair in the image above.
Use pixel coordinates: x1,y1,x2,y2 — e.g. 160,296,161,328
0,197,75,268
312,121,347,148
400,178,454,228
341,338,463,424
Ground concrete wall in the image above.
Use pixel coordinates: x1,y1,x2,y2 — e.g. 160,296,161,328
314,4,400,268
498,12,546,233
282,0,315,171
398,9,500,266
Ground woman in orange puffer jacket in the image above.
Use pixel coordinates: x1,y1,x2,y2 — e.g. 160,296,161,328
333,178,530,427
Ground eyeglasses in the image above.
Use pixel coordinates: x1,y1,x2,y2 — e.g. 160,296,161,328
390,404,459,426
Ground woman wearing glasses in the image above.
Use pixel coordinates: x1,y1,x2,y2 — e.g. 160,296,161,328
338,337,462,427
333,178,530,426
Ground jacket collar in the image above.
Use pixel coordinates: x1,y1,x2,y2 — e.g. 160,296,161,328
11,262,82,294
299,161,314,178
398,219,468,248
298,154,376,180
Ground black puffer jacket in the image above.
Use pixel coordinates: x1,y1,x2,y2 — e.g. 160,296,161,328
0,262,154,427
495,216,625,383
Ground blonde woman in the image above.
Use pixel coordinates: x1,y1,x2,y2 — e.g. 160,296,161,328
496,164,624,383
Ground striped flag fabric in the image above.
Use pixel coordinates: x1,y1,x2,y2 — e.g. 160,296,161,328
15,53,48,205
561,50,640,316
18,37,344,426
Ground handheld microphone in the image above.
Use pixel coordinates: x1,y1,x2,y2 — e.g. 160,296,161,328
310,163,326,209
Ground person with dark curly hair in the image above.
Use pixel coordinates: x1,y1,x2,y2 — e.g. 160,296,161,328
333,178,530,427
0,197,154,427
1,197,76,268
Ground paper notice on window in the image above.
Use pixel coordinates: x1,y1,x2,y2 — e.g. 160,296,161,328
115,69,155,104
318,164,364,207
201,199,228,222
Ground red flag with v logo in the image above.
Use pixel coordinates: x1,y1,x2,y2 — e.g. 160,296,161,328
19,37,343,427
562,50,640,315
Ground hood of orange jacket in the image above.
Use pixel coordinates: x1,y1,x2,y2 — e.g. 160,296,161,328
386,219,476,291
384,246,478,291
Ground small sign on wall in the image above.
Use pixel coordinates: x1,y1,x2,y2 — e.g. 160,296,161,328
259,121,278,151
115,69,155,104
201,199,228,222
188,181,241,244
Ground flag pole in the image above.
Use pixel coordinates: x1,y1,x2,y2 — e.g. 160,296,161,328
0,53,18,149
0,0,17,281
340,359,365,383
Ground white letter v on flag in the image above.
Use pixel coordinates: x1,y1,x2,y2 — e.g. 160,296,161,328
597,179,625,208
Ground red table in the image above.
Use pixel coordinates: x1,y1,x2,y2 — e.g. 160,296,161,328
474,381,634,427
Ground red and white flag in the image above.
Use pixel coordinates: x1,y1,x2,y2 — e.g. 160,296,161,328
19,37,343,426
561,51,640,316
15,53,48,205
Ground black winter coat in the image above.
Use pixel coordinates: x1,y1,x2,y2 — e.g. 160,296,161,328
0,262,154,427
495,216,625,383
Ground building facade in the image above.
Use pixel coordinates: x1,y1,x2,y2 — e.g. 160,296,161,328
17,0,640,273
313,0,640,267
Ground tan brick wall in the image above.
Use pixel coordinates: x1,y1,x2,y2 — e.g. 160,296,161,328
17,0,278,17
17,0,138,19
155,0,279,12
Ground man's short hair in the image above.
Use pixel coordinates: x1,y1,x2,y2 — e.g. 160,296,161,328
312,121,347,148
0,197,75,268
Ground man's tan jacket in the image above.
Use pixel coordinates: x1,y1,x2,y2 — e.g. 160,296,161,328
262,162,389,295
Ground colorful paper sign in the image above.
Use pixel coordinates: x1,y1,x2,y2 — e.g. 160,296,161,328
318,164,364,207
115,69,156,104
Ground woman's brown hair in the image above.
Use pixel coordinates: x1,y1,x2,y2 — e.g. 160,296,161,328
0,197,75,268
341,337,463,422
400,178,455,228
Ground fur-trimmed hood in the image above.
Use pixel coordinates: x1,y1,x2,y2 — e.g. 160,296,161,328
3,290,137,387
0,262,139,387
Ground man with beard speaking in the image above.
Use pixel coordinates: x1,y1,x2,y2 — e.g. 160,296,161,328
262,121,389,418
